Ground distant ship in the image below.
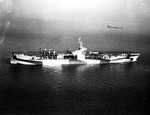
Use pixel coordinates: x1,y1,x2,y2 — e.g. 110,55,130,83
107,25,123,29
10,38,140,65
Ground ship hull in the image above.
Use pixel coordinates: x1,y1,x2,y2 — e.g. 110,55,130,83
10,53,140,66
10,38,140,66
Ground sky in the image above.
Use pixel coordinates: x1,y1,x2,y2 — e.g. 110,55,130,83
0,0,150,23
0,0,150,37
1,0,150,41
1,0,148,23
0,0,150,51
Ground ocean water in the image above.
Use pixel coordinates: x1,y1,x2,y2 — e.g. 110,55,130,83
0,20,150,114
